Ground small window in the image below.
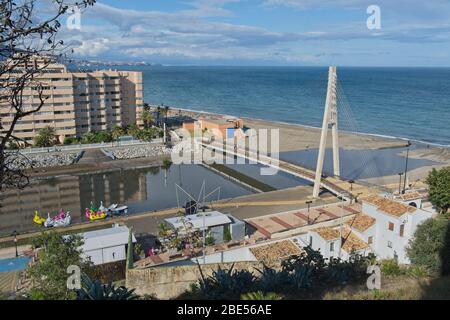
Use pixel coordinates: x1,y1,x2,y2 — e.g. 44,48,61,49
330,242,334,252
309,236,313,246
400,224,405,237
388,222,395,231
368,236,373,245
387,241,393,248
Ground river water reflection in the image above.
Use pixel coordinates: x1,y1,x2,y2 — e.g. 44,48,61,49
0,164,255,236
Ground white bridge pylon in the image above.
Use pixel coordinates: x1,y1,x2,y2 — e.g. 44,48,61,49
313,66,340,198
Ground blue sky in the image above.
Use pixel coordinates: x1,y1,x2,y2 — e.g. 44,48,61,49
61,0,450,66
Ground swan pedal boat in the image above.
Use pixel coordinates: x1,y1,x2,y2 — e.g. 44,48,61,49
35,210,71,228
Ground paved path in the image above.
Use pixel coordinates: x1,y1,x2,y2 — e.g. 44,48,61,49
0,271,18,294
0,245,32,259
77,149,111,164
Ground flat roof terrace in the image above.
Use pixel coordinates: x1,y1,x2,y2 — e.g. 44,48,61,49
246,202,361,240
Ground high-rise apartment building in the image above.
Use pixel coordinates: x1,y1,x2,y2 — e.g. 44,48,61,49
0,56,144,144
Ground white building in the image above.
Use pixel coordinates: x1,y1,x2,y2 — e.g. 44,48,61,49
300,194,434,264
165,211,236,244
361,194,434,264
304,226,371,261
79,225,136,265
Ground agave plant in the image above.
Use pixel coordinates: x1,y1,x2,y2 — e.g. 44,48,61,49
241,291,282,300
255,265,289,293
196,264,256,300
76,274,139,300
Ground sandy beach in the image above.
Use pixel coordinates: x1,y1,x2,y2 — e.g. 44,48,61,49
170,107,450,182
170,107,413,152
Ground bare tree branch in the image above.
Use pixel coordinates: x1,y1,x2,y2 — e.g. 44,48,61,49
0,0,96,191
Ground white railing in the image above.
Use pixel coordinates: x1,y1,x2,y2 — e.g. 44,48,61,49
13,138,164,155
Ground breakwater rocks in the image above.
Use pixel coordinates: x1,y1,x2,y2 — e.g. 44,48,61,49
105,144,172,160
8,152,78,170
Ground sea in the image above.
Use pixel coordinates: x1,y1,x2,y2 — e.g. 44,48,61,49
114,66,449,147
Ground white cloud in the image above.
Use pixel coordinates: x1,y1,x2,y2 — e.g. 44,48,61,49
60,1,450,65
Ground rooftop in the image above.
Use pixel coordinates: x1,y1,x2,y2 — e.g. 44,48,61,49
341,228,369,253
398,191,422,201
80,225,136,252
313,227,341,241
363,194,416,217
346,214,376,233
250,240,302,264
246,202,360,239
165,211,231,231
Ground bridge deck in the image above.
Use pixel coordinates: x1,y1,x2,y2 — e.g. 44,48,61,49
201,141,382,199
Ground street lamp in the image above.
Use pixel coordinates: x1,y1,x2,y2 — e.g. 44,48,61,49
338,192,349,259
397,172,404,195
306,200,313,224
12,230,18,258
349,179,355,191
402,141,412,194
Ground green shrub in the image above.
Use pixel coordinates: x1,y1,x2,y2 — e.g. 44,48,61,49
223,225,232,242
205,235,215,246
406,216,450,275
381,259,403,276
241,291,282,300
406,265,428,278
63,136,79,145
426,167,450,214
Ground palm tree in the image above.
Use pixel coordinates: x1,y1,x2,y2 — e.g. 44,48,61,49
126,124,140,139
34,126,56,147
163,105,170,124
156,106,162,127
111,125,125,140
141,109,154,129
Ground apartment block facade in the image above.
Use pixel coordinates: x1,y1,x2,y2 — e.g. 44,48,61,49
0,57,144,144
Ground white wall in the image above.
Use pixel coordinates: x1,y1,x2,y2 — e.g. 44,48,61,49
307,231,341,260
194,246,257,264
83,245,126,265
362,202,434,264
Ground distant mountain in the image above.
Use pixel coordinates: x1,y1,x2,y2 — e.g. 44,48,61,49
68,59,163,69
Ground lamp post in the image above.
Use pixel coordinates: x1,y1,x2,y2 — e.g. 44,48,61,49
338,192,348,259
12,230,18,258
398,172,404,195
402,141,412,194
306,200,313,224
348,179,355,192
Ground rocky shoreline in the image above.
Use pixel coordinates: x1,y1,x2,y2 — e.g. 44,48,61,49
8,152,78,170
105,144,172,160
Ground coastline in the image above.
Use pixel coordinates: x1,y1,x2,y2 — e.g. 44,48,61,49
168,106,446,152
167,105,450,149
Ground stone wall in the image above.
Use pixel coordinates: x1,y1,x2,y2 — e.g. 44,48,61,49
126,261,264,300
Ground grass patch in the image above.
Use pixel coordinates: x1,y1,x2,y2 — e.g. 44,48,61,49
209,163,276,192
323,275,450,300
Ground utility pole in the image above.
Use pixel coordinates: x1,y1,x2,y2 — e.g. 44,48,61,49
402,141,412,194
306,200,313,224
398,172,403,195
313,66,339,198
